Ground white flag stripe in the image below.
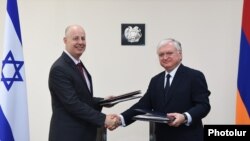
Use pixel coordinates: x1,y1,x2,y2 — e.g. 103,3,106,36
3,15,23,60
0,0,29,140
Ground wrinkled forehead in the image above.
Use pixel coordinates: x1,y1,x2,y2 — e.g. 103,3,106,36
157,44,176,54
157,38,182,51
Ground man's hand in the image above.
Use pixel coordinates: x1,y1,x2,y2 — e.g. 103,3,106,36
166,113,186,127
104,114,121,131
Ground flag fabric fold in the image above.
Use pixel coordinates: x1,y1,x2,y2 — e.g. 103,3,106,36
236,0,250,124
0,0,30,140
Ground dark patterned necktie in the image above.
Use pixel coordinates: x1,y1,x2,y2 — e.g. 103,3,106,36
165,74,171,94
76,63,84,78
76,62,91,92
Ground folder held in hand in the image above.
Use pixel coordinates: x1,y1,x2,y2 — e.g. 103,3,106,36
99,90,142,106
133,109,175,123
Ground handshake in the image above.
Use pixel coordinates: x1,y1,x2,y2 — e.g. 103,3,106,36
104,114,122,131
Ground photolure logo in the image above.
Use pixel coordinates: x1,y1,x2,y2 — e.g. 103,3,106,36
204,125,250,141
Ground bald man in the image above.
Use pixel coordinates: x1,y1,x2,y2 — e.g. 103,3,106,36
48,25,115,141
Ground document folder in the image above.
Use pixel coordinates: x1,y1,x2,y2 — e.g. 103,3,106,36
133,109,175,123
99,90,141,106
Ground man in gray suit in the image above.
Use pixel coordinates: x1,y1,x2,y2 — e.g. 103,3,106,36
48,25,115,141
112,38,211,141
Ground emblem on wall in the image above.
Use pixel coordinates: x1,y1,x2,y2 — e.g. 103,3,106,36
121,24,145,45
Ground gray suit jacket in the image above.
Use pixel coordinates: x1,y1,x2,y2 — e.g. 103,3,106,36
48,52,105,141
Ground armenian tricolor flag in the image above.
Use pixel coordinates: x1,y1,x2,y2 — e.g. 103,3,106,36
236,0,250,124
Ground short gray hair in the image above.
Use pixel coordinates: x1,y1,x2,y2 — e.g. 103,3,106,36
157,38,182,51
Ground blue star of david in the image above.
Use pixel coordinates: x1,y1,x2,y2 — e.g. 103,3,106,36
1,51,24,91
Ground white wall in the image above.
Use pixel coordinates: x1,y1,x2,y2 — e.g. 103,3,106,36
0,0,243,141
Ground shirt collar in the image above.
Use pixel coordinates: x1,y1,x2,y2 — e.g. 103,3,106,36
165,63,181,78
64,49,80,65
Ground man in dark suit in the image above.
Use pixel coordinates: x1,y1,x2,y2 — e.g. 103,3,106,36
48,24,116,141
112,38,211,141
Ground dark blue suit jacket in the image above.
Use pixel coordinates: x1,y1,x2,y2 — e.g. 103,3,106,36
122,64,211,141
48,52,105,141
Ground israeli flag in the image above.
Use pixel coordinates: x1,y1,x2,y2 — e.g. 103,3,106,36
0,0,30,140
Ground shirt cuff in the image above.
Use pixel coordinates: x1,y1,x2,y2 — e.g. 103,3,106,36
119,115,126,127
184,112,192,126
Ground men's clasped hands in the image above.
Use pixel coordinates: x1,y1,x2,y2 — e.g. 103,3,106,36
104,114,122,131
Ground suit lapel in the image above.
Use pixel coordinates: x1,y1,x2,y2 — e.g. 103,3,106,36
155,72,167,107
164,64,185,105
62,52,93,95
77,64,92,95
82,64,93,93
